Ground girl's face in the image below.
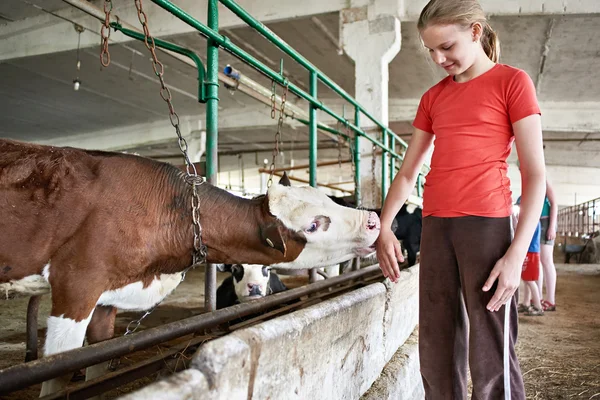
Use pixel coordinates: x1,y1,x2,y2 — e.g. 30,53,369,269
420,23,483,76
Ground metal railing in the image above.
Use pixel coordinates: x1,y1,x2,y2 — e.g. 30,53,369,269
557,197,599,237
149,0,427,205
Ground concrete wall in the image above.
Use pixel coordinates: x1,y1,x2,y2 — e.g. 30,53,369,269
362,329,423,400
120,266,421,400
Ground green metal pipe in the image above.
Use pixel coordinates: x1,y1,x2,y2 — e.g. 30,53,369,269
218,0,408,149
381,131,389,202
309,71,318,187
205,0,220,313
110,23,207,103
205,1,220,183
294,118,350,142
354,106,361,207
149,0,407,155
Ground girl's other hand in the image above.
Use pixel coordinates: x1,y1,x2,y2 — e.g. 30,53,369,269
482,252,522,312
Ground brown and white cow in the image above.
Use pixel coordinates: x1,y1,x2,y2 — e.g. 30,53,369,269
0,139,379,395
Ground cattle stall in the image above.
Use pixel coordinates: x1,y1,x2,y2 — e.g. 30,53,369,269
0,265,389,398
0,0,425,398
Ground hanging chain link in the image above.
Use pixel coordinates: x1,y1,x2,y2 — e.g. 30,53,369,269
124,307,155,336
100,0,112,67
267,81,288,187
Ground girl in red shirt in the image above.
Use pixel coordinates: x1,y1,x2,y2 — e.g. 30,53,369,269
376,1,546,399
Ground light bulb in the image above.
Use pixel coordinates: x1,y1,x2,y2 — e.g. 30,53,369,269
73,78,81,91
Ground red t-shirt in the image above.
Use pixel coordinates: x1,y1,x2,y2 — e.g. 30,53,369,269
413,64,541,218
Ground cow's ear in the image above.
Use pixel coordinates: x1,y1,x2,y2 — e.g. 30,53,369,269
278,172,291,187
260,224,287,256
231,264,243,276
217,264,233,273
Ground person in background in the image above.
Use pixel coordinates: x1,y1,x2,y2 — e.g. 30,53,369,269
539,179,558,311
514,207,544,316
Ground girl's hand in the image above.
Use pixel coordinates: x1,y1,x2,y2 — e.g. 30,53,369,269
482,252,523,312
376,228,404,283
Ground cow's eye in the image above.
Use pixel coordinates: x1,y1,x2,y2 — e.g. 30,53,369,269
261,266,269,277
305,221,319,233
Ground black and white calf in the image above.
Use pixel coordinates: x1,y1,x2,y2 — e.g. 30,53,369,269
216,264,288,309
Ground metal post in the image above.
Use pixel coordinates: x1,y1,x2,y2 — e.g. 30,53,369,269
204,0,220,313
308,70,318,284
309,71,318,188
381,130,389,202
354,106,361,207
25,295,41,362
417,174,422,198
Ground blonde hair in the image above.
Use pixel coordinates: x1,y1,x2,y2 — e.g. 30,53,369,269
417,0,500,63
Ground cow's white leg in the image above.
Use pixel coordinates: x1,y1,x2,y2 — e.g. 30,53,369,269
40,311,94,397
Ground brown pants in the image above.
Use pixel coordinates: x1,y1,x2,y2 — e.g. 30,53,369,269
419,216,525,400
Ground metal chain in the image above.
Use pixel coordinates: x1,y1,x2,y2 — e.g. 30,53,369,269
134,0,206,266
124,306,155,336
100,0,112,67
267,82,288,187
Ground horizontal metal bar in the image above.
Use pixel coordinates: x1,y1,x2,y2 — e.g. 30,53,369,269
294,118,350,142
0,265,381,394
40,335,210,400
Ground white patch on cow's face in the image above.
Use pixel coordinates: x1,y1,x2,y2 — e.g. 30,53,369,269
267,184,380,269
97,273,183,311
44,311,94,356
232,264,270,301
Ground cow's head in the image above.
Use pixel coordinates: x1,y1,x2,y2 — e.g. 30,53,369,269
265,174,380,269
221,264,271,301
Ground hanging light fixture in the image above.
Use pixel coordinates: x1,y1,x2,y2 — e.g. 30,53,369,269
73,24,84,91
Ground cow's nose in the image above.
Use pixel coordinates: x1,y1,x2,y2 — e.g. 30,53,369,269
367,211,381,231
248,284,262,296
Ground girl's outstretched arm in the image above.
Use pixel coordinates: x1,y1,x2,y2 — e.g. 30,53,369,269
376,128,433,282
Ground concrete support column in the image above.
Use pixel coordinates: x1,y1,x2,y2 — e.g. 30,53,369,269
342,6,401,208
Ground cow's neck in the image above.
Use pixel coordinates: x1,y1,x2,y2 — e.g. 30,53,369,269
194,183,281,264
